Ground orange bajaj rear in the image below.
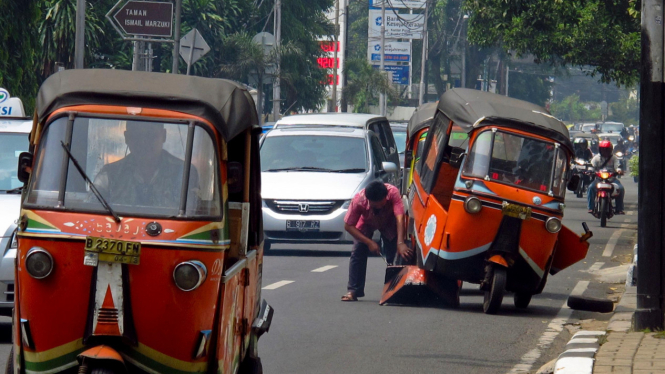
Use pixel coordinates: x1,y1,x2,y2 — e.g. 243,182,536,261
12,70,273,374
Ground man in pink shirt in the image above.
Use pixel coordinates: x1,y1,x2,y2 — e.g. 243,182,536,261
341,181,413,301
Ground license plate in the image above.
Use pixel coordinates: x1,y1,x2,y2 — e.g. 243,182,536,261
286,220,320,232
502,202,532,220
84,236,141,266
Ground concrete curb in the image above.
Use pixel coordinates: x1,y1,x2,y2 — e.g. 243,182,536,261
553,331,606,374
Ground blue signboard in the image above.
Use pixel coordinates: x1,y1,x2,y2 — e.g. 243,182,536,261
372,65,410,85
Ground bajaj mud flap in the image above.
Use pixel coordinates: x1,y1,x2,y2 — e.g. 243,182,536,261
380,265,461,307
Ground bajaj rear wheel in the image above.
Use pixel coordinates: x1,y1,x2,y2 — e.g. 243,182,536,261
514,292,532,309
600,198,608,227
483,267,506,314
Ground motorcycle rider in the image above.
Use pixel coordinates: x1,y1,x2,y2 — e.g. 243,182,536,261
587,140,625,215
574,138,593,161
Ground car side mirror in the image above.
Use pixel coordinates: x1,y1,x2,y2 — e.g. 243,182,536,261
449,147,466,169
17,152,33,184
227,161,243,194
567,174,580,191
382,162,398,174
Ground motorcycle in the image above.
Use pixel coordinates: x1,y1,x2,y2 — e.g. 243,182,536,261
572,159,594,198
614,151,626,177
592,169,622,227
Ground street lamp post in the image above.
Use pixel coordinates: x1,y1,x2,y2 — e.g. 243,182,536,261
74,0,85,69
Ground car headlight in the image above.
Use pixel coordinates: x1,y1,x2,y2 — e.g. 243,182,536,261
545,217,562,233
464,196,482,214
26,247,54,279
342,200,352,209
173,261,207,291
10,230,17,249
262,200,268,208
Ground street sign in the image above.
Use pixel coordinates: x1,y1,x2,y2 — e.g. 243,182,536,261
369,0,426,9
368,10,424,39
252,32,276,57
179,28,210,75
113,1,173,38
373,64,410,85
368,40,411,62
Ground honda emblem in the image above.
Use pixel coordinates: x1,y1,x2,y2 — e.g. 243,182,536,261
298,203,309,212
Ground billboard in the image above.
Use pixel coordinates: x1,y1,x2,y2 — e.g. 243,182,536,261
368,9,424,39
368,40,411,62
373,64,410,85
369,0,426,9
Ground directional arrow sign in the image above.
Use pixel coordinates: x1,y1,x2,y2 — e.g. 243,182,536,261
113,1,173,37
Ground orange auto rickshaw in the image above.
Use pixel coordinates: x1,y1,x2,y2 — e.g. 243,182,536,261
383,89,591,314
11,69,273,374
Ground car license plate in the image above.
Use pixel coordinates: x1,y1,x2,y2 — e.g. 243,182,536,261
286,220,320,232
502,202,532,220
84,236,141,266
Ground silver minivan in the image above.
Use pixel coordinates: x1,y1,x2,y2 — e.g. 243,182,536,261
260,122,399,250
0,116,31,315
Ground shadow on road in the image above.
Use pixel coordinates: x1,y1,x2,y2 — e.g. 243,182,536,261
265,249,351,257
0,323,12,344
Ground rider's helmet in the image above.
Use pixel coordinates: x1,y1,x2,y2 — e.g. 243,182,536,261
574,138,589,149
599,140,613,158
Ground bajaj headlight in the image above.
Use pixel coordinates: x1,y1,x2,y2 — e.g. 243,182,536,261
174,261,207,291
26,247,54,279
464,196,482,214
545,217,562,233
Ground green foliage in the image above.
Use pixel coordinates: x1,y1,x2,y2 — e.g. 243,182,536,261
464,0,641,86
344,58,398,113
0,0,41,113
609,94,639,126
629,154,639,177
506,72,552,107
550,94,601,122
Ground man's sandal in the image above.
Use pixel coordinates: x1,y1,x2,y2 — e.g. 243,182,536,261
341,292,357,302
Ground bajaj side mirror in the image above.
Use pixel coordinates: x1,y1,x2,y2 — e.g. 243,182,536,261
567,174,580,192
17,152,33,184
227,161,244,194
449,147,466,169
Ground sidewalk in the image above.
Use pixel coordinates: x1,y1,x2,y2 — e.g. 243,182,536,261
553,285,665,374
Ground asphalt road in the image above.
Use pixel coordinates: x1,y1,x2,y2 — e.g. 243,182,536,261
257,178,638,374
0,178,638,374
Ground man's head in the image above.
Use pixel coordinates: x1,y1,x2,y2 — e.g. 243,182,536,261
599,140,613,158
574,138,588,150
365,181,388,212
124,121,166,159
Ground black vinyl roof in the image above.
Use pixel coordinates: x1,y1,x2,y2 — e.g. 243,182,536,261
36,69,258,140
407,101,437,138
438,88,573,151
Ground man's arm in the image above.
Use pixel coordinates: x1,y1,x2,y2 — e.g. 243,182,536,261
396,214,413,261
344,223,380,254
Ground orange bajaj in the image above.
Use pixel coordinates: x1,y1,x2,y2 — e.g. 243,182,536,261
401,89,591,314
12,70,273,374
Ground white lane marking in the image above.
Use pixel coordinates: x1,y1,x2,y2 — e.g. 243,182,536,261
602,230,624,257
507,281,589,373
588,262,604,272
262,280,294,290
311,265,338,273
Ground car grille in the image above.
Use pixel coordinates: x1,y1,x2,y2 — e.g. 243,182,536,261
265,200,344,215
4,283,13,302
265,231,343,241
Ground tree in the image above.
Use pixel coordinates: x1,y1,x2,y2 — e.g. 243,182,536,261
609,93,639,125
507,71,552,107
464,0,640,86
0,0,41,113
550,94,601,123
343,58,398,113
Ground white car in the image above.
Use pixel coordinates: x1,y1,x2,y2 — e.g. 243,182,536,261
260,124,398,250
0,90,31,316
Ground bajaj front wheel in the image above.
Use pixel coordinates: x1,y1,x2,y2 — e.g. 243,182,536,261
483,267,506,314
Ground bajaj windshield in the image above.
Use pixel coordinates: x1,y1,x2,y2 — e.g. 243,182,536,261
26,116,221,218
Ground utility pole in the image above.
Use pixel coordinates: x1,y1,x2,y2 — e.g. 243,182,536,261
331,0,340,113
172,0,182,74
74,0,85,69
634,0,665,330
341,0,349,112
461,14,468,88
379,0,386,116
505,65,509,97
418,0,428,106
273,0,282,120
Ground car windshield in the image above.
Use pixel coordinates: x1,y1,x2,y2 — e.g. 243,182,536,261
26,116,221,218
0,133,29,192
261,135,367,172
601,123,624,133
462,130,567,196
392,130,406,154
582,124,596,132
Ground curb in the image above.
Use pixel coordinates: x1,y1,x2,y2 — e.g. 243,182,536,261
553,331,606,374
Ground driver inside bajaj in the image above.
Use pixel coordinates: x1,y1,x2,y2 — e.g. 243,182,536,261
93,121,199,209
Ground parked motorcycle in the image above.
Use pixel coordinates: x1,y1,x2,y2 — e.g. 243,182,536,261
592,169,622,227
572,159,594,198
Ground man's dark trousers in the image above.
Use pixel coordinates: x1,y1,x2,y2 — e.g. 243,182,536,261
347,235,396,296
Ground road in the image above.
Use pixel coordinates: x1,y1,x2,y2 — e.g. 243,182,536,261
0,178,638,374
257,178,638,374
